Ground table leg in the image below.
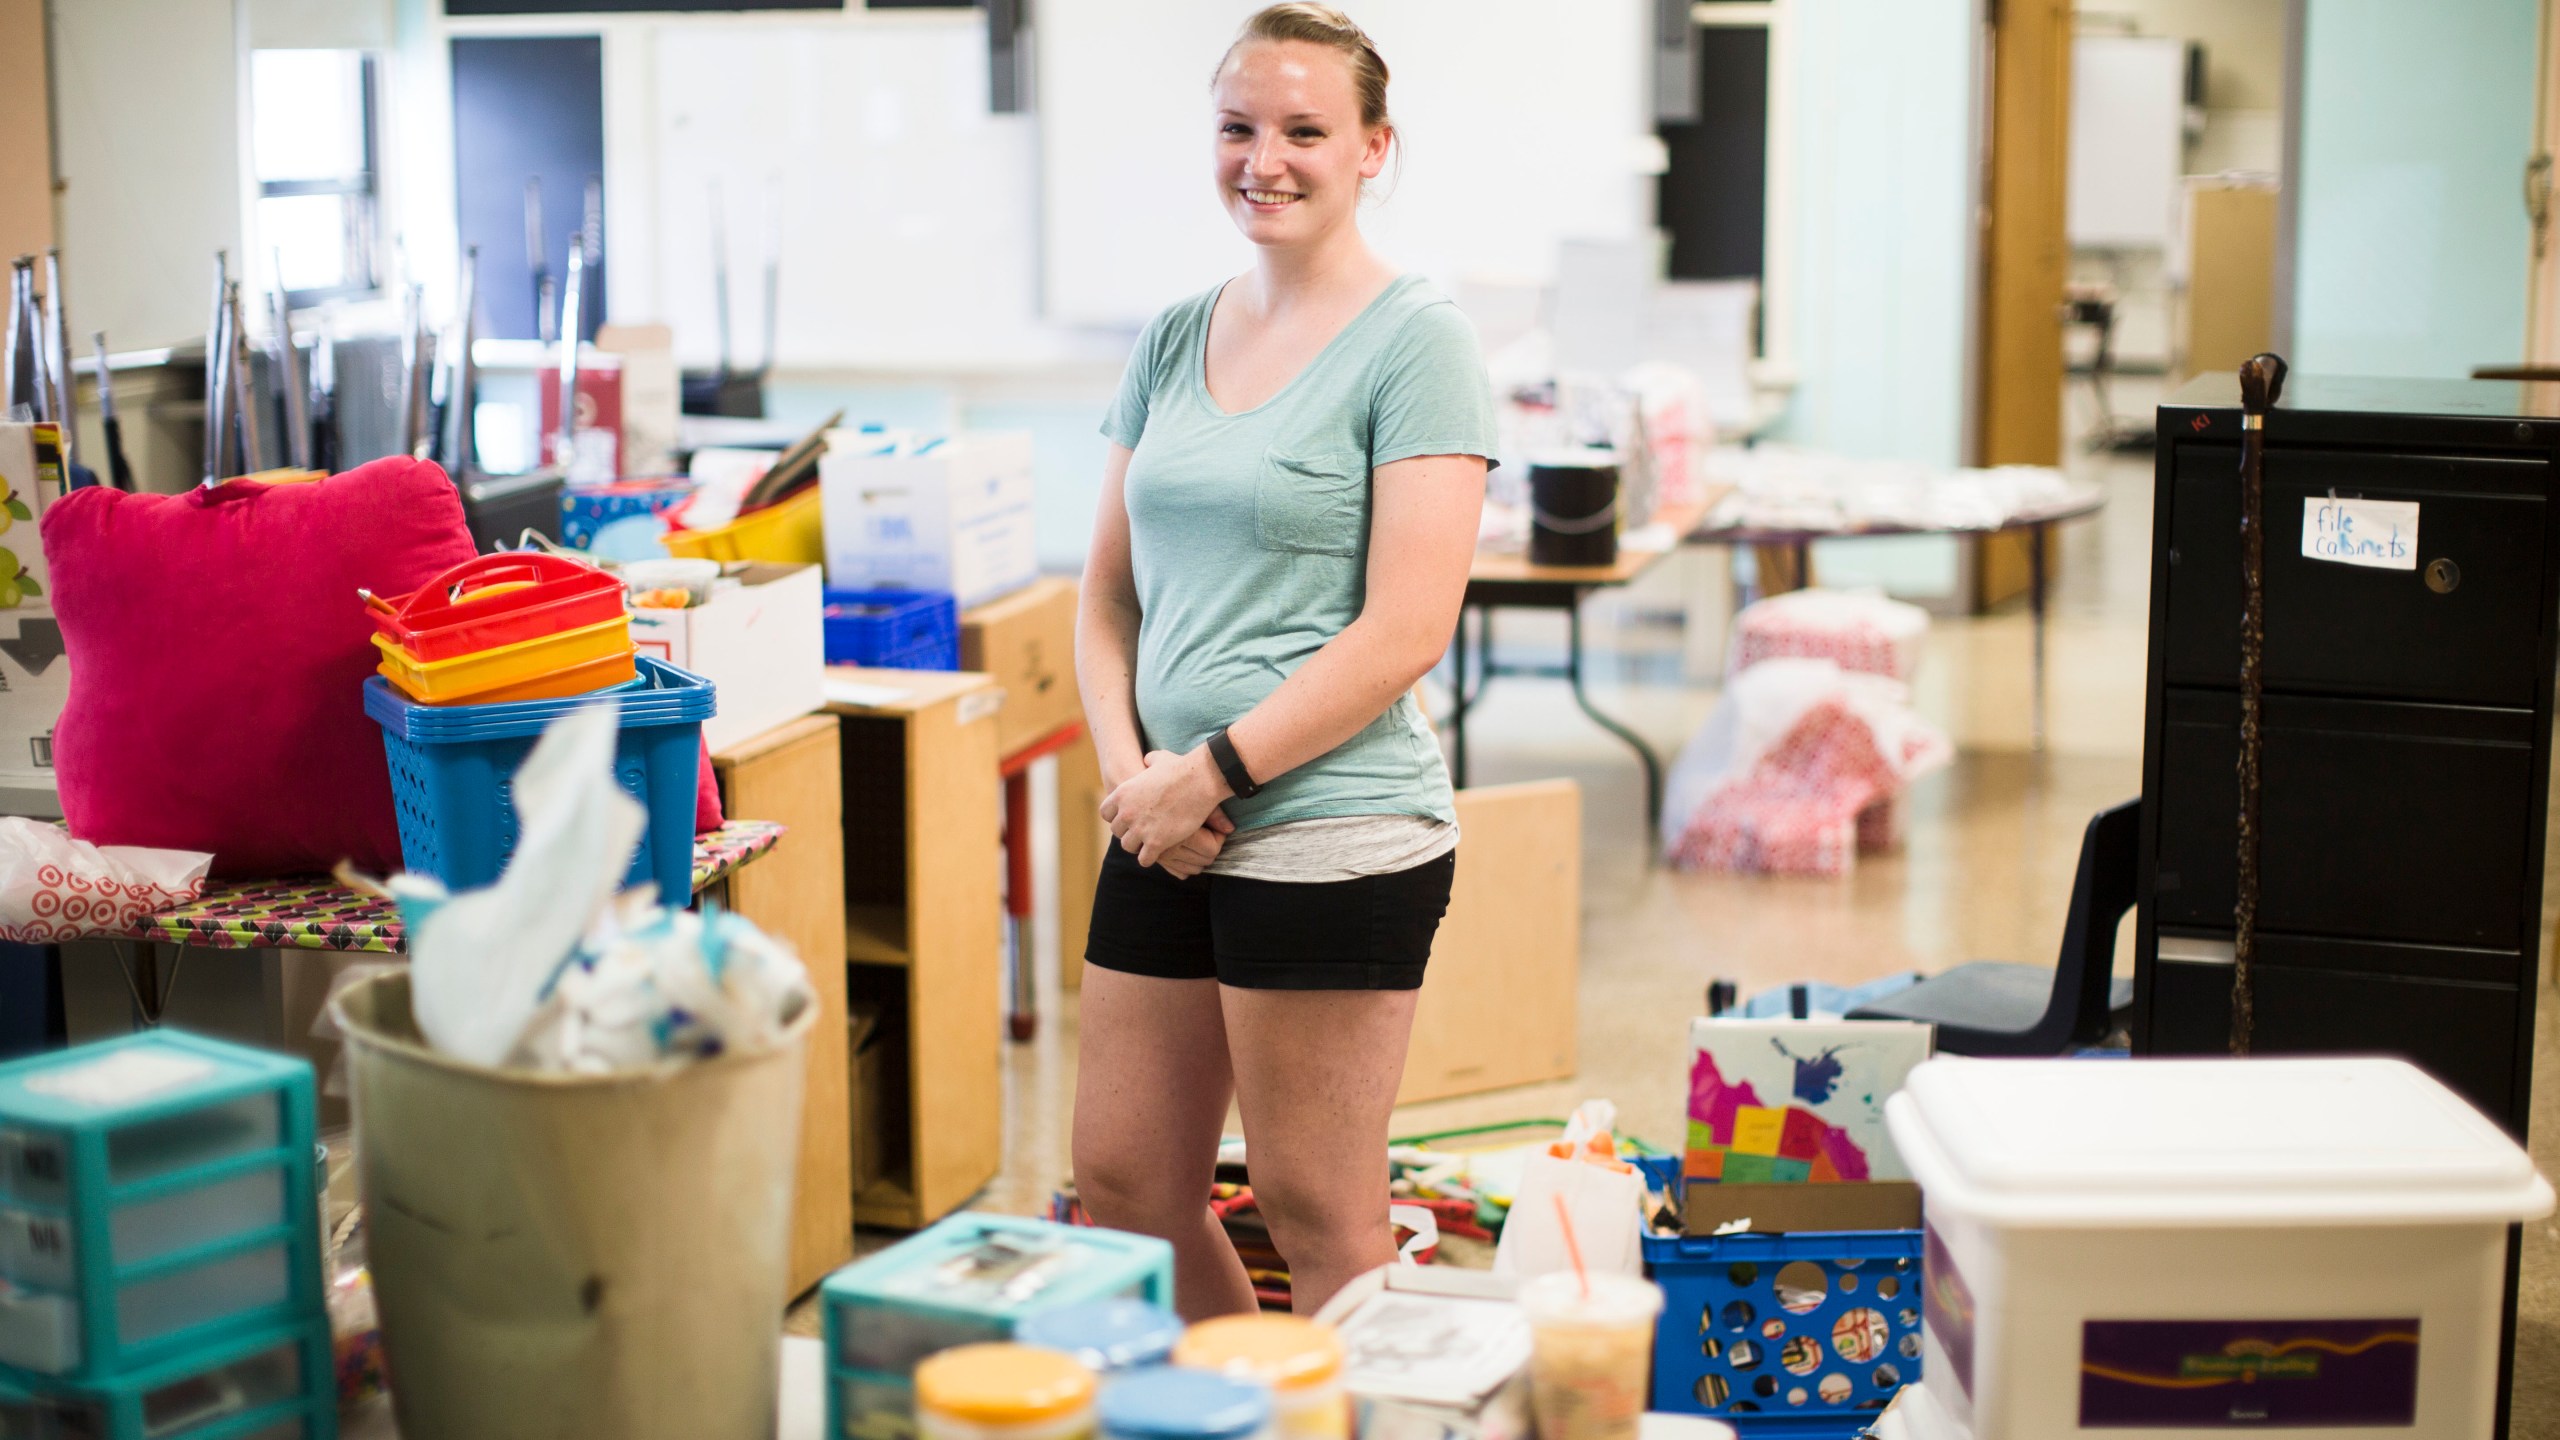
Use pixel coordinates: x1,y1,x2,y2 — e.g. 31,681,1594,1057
1003,771,1036,1043
1565,600,1665,831
2029,520,2050,751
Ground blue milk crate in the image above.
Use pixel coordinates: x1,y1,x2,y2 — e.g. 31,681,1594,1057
363,656,717,900
1635,1154,1922,1437
822,1214,1173,1440
821,590,958,670
0,1317,336,1440
0,1033,321,1382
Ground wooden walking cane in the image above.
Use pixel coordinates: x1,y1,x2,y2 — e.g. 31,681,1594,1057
2232,353,2287,1054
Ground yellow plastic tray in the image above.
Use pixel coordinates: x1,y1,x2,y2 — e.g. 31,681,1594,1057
662,484,823,565
374,614,634,705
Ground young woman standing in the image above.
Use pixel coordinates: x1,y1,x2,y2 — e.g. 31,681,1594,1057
1072,4,1495,1318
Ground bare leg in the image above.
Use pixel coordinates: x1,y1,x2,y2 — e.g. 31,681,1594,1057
1221,986,1421,1315
1072,967,1257,1319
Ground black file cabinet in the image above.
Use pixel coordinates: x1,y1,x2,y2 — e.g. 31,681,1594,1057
2136,375,2560,1137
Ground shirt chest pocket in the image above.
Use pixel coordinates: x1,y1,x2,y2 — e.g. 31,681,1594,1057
1256,451,1368,557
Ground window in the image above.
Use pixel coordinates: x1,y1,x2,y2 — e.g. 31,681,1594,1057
249,50,382,305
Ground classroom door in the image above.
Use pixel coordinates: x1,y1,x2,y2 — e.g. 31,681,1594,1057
2291,0,2538,378
451,36,606,343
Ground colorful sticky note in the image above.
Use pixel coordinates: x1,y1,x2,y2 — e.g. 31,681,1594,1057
1808,1151,1842,1184
1721,1152,1780,1184
1779,1108,1827,1162
1684,1147,1726,1180
1768,1157,1812,1183
1731,1106,1784,1157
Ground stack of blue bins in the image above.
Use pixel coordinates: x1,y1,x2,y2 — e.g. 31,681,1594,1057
363,656,718,900
822,1213,1173,1440
0,1032,332,1439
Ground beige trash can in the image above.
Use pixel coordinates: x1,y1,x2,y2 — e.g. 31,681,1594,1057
332,970,814,1440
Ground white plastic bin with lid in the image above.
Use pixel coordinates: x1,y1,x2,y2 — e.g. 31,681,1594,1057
1881,1056,2554,1439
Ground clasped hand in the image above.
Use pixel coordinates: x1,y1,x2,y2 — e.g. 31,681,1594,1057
1099,749,1233,877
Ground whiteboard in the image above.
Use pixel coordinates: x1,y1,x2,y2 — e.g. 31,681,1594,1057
1034,0,1653,329
2067,35,2188,250
646,19,1068,369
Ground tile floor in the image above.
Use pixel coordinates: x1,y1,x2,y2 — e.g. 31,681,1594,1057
814,383,2560,1437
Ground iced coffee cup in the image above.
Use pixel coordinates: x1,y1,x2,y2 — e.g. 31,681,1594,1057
1519,1271,1663,1440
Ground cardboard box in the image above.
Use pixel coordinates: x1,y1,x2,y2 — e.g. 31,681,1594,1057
1314,1266,1532,1440
960,576,1079,757
629,562,825,752
1398,780,1580,1105
0,424,67,796
596,324,680,476
820,432,1038,609
1680,1179,1922,1235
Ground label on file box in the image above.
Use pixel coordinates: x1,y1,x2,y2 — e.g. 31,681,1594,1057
2300,497,2419,570
2080,1317,2419,1427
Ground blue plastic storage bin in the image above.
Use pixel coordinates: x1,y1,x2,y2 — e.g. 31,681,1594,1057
0,1318,335,1440
822,1214,1173,1440
363,656,716,900
1635,1154,1921,1436
822,590,958,670
0,1033,321,1383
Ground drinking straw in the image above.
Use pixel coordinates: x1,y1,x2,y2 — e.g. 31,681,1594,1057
1553,1192,1591,1302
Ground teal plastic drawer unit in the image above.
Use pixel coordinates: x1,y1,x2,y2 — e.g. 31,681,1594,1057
0,1317,335,1440
822,1214,1172,1440
0,1033,321,1380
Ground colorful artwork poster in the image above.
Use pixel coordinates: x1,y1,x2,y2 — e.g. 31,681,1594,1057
1684,1018,1930,1182
2079,1318,2420,1428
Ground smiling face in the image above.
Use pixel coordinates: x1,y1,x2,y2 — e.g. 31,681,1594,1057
1212,38,1390,251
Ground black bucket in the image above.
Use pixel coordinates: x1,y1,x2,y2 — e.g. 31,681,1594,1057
1528,451,1620,567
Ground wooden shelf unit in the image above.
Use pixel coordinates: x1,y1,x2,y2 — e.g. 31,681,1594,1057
709,714,855,1297
825,667,1005,1230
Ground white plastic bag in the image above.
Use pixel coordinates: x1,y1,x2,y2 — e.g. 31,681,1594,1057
0,820,210,942
389,703,812,1074
1492,1101,1646,1281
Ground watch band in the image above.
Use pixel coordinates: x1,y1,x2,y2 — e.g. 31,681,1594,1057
1206,726,1261,799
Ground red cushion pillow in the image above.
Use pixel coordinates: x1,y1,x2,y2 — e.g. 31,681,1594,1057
45,458,481,875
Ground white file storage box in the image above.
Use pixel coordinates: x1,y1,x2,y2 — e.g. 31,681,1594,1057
1881,1057,2553,1440
820,432,1037,610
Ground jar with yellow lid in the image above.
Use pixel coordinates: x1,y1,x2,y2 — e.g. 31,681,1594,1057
1170,1314,1345,1440
916,1343,1100,1440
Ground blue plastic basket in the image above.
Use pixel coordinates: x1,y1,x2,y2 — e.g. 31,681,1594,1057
1635,1154,1922,1436
822,590,958,670
364,657,716,900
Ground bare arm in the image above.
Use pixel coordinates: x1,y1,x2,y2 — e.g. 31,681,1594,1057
1075,443,1149,795
1100,451,1487,865
1078,442,1232,876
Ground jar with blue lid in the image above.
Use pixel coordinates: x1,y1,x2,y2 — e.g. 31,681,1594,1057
1098,1368,1272,1440
1017,1298,1185,1374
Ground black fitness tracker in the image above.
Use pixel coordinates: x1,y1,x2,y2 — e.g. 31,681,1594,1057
1206,726,1261,799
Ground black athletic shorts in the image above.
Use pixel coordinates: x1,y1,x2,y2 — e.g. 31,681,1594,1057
1083,845,1457,991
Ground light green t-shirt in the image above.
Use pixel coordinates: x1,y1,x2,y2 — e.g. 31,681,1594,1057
1101,274,1497,833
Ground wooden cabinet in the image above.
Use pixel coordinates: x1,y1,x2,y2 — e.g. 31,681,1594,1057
825,668,1005,1229
1397,780,1581,1106
710,715,854,1296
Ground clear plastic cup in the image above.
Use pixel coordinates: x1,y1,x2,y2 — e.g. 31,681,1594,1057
1519,1271,1663,1440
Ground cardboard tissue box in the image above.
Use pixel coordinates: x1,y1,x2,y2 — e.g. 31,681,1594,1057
630,563,825,753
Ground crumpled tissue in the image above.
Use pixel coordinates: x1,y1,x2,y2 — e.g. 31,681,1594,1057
388,703,810,1072
0,821,210,942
